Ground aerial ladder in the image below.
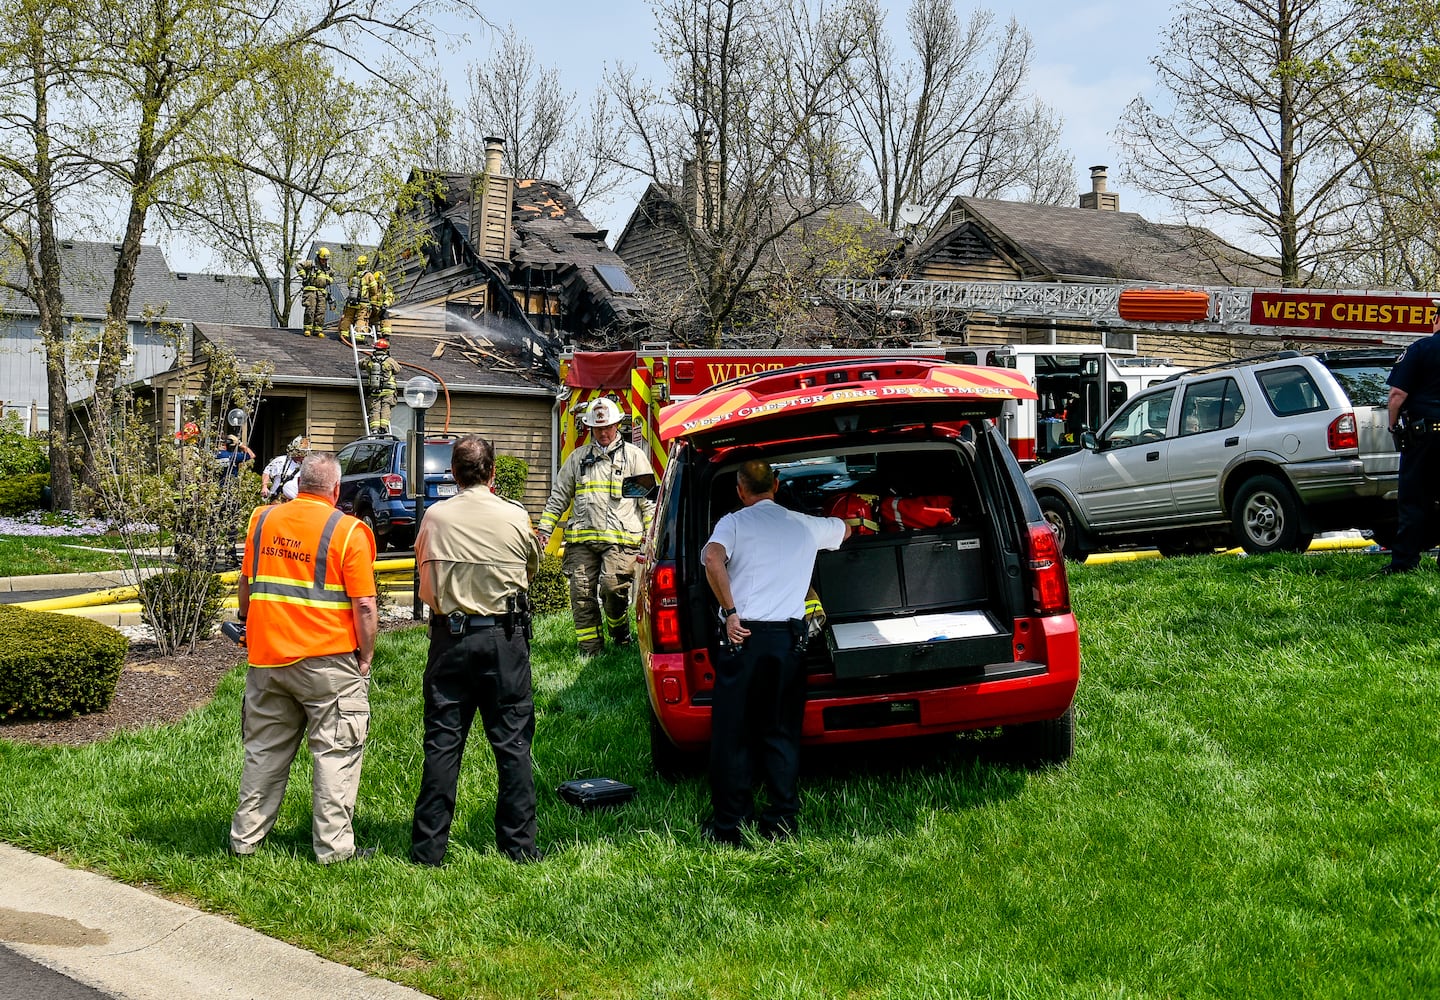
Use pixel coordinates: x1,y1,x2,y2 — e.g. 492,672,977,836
824,279,1440,347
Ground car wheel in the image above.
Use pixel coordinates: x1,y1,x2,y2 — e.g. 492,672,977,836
1231,474,1303,554
1003,705,1075,768
359,512,386,553
1038,495,1086,561
650,706,705,781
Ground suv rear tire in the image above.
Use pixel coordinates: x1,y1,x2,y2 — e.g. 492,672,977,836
1231,474,1304,554
1003,705,1075,767
650,707,705,781
358,512,387,553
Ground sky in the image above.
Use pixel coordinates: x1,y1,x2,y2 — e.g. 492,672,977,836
452,0,1179,237
170,1,1181,272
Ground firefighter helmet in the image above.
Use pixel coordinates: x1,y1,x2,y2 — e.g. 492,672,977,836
356,255,368,269
583,397,623,428
175,421,200,443
373,338,389,350
287,435,310,456
316,246,331,261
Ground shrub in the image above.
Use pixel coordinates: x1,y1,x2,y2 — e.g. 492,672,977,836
493,455,528,503
0,473,49,516
0,605,127,718
139,569,224,650
530,554,569,616
0,411,47,478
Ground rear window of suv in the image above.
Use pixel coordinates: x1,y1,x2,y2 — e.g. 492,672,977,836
1257,366,1325,416
1324,360,1393,407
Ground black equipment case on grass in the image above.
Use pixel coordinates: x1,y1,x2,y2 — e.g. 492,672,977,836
557,777,637,810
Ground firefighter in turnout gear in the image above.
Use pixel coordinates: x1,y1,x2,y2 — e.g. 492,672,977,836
340,255,368,337
360,260,395,338
360,338,402,435
300,247,334,337
537,398,654,655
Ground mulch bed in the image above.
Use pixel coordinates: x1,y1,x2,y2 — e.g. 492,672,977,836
0,636,245,747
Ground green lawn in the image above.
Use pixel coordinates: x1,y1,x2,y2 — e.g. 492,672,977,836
0,533,146,576
1,552,1437,998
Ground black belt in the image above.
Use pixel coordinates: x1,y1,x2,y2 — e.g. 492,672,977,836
742,619,802,631
434,612,501,634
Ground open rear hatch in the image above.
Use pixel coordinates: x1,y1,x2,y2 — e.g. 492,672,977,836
658,360,1036,452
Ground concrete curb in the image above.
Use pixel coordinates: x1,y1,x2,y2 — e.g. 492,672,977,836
0,843,435,1000
0,568,161,594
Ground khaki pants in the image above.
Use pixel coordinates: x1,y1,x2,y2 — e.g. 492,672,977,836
230,653,370,863
562,542,637,653
367,391,395,434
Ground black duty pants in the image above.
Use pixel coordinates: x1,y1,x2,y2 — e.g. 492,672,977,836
709,620,806,835
1392,435,1440,569
411,620,537,864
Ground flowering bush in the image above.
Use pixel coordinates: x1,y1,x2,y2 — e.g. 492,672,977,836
0,412,46,478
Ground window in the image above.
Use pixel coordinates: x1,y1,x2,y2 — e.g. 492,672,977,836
594,264,637,295
1103,388,1175,448
1180,377,1245,436
1326,360,1394,407
1257,367,1324,416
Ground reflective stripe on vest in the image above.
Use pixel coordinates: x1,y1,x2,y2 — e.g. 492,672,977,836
247,507,352,607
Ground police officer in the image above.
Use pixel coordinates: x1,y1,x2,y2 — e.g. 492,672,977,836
1385,309,1440,573
359,338,402,434
537,398,654,655
701,459,850,845
411,434,543,866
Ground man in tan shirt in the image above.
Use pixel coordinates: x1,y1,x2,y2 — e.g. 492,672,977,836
410,434,542,865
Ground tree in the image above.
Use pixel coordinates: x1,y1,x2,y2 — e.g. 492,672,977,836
173,53,383,327
1114,0,1405,287
55,0,481,433
610,0,866,347
460,25,627,208
0,0,99,509
840,0,1074,231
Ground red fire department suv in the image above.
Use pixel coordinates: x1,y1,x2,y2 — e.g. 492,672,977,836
630,359,1081,775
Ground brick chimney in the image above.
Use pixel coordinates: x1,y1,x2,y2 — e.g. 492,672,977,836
1079,165,1119,211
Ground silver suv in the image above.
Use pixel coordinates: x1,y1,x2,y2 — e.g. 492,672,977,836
1024,350,1399,558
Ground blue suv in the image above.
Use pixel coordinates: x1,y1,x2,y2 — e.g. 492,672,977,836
336,435,456,551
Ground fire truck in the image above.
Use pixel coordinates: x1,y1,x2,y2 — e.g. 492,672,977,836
555,343,1181,475
554,283,1438,477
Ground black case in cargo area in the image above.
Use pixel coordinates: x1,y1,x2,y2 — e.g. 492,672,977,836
815,527,1012,680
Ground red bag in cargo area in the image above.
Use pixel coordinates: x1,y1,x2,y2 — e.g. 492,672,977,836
878,495,956,532
824,492,879,535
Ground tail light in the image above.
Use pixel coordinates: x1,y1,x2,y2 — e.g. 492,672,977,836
381,473,404,497
1025,524,1071,616
1327,412,1358,451
648,560,682,653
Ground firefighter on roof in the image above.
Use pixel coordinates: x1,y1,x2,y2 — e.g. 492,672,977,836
299,247,334,337
360,258,394,338
360,338,401,434
537,398,654,655
340,255,367,336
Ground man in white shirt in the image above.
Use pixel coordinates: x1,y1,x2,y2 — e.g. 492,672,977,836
701,459,850,844
262,436,309,503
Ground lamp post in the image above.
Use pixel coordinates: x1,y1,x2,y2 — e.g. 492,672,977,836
403,375,439,620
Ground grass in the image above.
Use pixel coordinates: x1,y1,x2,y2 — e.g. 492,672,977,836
2,550,1439,997
0,533,149,576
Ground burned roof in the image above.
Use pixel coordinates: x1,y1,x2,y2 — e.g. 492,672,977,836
193,323,555,395
389,170,647,340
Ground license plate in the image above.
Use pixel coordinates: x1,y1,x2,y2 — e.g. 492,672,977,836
436,483,457,497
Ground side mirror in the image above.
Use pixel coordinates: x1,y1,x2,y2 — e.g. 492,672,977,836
622,473,659,500
1081,431,1099,451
